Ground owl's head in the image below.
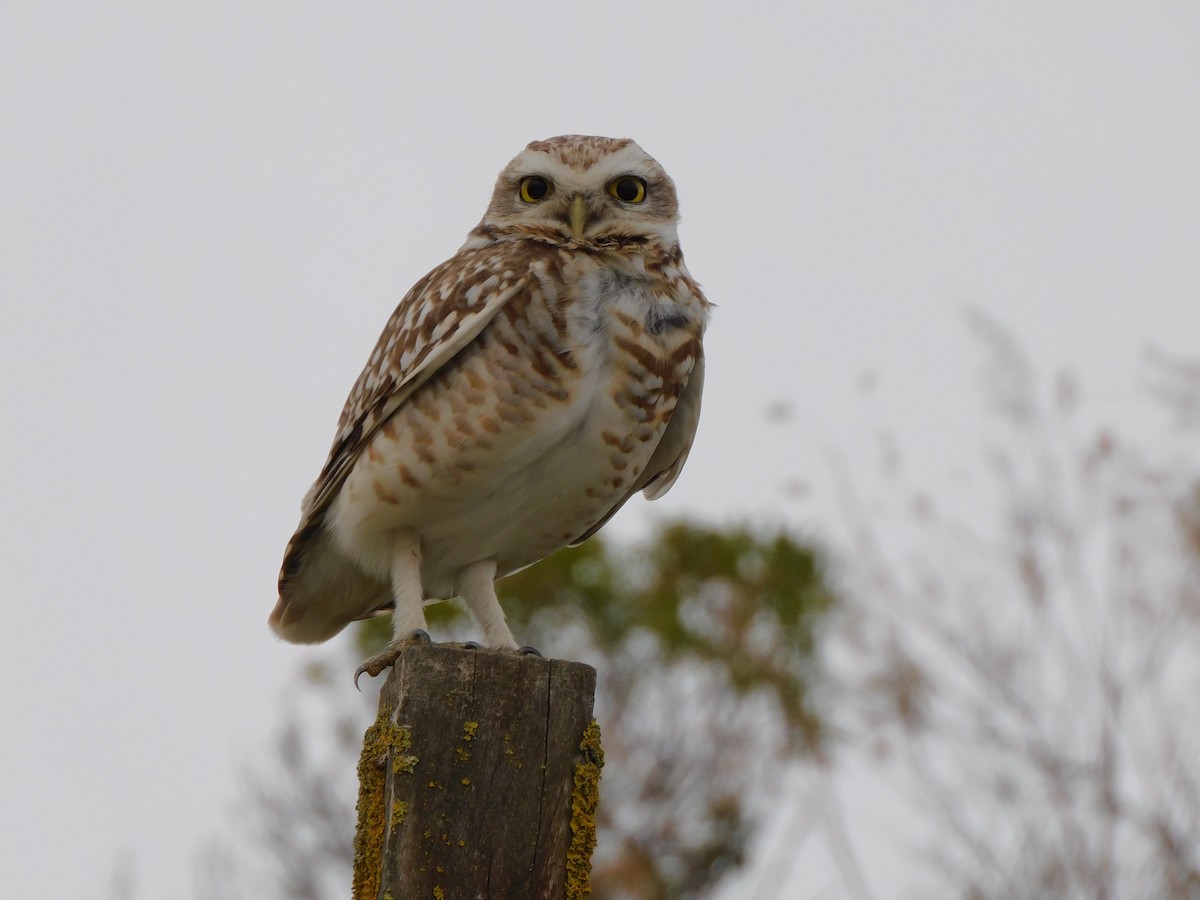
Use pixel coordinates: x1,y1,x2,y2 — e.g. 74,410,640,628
473,135,680,249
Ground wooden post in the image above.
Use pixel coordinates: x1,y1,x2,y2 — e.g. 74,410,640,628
352,644,603,900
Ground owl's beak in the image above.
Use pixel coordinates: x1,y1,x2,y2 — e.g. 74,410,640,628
568,195,588,239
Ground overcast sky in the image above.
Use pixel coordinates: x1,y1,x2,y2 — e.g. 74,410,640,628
2,2,1197,897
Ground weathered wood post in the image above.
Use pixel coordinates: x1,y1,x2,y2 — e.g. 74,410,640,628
352,644,603,899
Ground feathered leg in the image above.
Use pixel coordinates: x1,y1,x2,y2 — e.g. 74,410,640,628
354,531,430,685
457,559,518,651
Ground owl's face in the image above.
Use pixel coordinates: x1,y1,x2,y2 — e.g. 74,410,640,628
476,135,680,248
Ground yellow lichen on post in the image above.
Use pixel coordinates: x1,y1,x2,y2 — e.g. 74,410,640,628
457,720,478,762
391,799,409,823
565,719,604,900
353,707,414,900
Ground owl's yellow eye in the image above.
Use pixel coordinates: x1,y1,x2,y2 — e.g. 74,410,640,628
608,177,646,204
519,176,551,203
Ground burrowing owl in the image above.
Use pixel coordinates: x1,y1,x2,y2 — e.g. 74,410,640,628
270,135,710,676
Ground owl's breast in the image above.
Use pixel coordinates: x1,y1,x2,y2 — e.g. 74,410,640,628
328,251,703,595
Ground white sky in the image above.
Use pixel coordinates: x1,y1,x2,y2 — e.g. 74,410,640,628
1,2,1197,897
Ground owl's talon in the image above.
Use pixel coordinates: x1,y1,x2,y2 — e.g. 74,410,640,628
517,645,543,658
462,641,482,650
353,629,434,690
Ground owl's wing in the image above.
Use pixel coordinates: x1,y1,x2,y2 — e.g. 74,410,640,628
569,343,705,546
303,245,530,520
275,244,529,617
639,349,705,500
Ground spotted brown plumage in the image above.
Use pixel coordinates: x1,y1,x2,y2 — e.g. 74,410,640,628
271,135,710,674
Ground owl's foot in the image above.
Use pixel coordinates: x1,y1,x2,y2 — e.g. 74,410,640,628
353,629,433,689
460,640,539,655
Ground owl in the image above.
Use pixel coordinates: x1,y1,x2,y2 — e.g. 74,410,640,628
270,135,710,679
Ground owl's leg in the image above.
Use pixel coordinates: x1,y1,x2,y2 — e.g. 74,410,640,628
354,532,430,686
388,534,429,636
457,560,519,651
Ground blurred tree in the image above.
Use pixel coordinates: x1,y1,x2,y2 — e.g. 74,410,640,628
823,323,1200,898
219,522,835,900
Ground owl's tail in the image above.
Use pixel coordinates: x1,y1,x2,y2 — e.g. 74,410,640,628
271,523,390,644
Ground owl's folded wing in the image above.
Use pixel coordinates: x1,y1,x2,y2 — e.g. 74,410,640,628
276,246,530,610
302,246,531,521
569,344,705,547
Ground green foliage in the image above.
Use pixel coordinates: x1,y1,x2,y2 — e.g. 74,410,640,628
357,521,835,749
